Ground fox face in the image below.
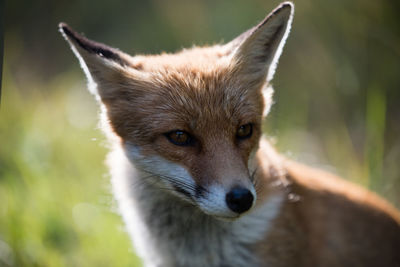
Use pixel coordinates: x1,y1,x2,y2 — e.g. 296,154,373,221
60,2,293,219
119,64,265,219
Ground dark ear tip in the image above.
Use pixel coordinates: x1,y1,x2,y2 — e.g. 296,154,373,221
279,1,294,10
58,22,128,66
273,2,294,17
58,22,68,30
58,22,74,39
269,1,294,21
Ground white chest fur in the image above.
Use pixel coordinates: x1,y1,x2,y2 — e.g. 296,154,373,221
108,147,283,267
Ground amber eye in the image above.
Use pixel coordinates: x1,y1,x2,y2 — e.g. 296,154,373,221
236,123,253,140
165,130,193,146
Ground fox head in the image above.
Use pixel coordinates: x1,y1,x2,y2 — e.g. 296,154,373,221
60,2,293,219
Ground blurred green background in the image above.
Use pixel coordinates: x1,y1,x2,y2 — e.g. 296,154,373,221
1,0,400,266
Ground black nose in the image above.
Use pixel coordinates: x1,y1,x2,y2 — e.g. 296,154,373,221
226,187,254,214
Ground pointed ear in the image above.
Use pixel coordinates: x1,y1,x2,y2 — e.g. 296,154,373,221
59,23,135,100
229,2,294,82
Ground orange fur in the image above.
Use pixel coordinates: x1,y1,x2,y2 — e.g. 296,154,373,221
252,141,400,266
60,2,400,266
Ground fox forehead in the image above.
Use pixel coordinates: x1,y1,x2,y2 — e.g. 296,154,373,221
129,45,233,71
108,52,265,141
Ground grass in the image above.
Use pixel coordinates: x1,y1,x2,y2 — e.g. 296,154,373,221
0,68,141,266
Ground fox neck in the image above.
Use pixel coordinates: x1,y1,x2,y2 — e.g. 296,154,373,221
109,140,286,267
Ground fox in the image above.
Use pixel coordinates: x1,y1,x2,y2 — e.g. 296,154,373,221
59,2,400,267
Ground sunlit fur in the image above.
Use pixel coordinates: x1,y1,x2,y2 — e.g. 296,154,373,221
61,2,400,266
109,143,284,267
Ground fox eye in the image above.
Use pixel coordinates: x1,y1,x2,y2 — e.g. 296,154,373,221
165,130,193,146
236,123,253,140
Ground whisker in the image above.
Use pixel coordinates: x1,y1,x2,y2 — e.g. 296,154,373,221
129,173,159,188
250,167,258,182
128,167,198,201
130,165,210,196
140,168,202,192
159,175,198,191
251,167,263,195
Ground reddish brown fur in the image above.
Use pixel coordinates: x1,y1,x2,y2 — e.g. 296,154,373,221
95,48,265,186
252,144,400,266
60,3,400,265
100,45,400,263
